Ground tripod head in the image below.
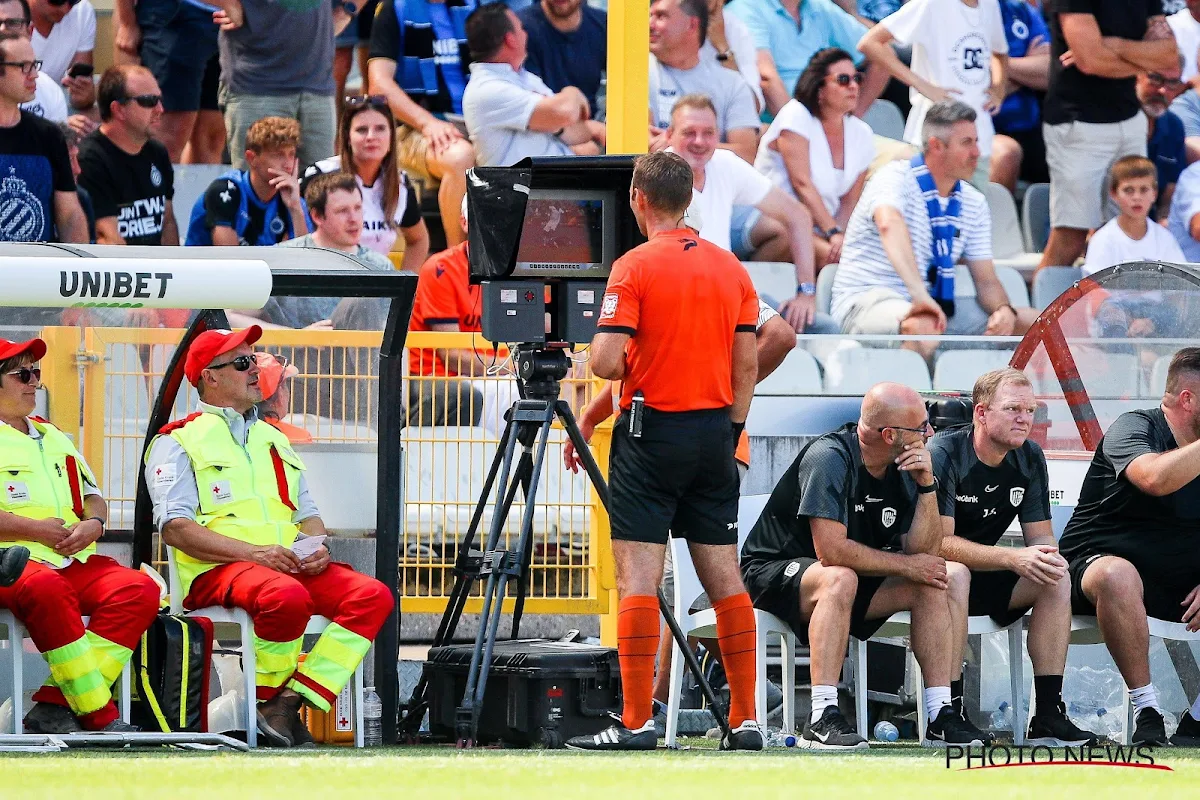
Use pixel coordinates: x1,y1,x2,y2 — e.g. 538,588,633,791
514,344,570,403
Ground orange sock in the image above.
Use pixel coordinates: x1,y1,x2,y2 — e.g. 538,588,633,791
713,592,757,727
617,595,660,730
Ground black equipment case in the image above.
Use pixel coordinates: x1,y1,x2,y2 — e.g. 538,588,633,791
423,639,620,747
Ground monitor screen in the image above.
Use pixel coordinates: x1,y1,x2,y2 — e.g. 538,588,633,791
513,191,611,275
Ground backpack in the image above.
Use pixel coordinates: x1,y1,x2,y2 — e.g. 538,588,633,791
131,613,215,733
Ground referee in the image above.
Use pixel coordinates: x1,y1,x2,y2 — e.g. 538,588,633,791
565,152,763,752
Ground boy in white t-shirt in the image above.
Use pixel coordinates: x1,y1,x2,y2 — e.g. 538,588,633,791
857,0,1007,189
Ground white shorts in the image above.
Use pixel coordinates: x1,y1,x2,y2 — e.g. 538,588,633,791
838,287,990,336
1043,115,1148,230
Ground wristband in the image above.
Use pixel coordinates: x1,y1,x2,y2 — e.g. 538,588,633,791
916,480,937,494
798,282,816,296
85,515,106,528
732,421,745,438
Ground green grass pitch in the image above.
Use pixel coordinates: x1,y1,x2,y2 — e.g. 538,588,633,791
4,744,1198,800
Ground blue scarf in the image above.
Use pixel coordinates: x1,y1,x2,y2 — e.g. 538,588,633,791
910,153,961,317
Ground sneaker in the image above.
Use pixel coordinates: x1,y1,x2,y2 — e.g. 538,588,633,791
925,705,985,747
565,715,657,751
1131,707,1168,747
1170,710,1200,747
799,706,868,751
720,719,764,751
1026,703,1101,747
958,710,996,744
256,692,303,747
99,719,141,733
0,545,29,587
23,702,82,734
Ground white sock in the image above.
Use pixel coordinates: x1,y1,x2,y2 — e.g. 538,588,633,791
1191,692,1200,720
810,685,838,725
1129,684,1160,715
925,686,952,721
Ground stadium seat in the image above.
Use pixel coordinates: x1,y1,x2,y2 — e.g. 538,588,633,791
863,99,905,141
953,264,1032,308
166,548,366,748
823,347,932,394
1021,183,1050,253
742,261,796,309
1031,266,1081,310
1031,349,1139,399
815,263,836,316
755,349,823,395
171,164,230,233
932,349,1015,392
1149,354,1172,397
0,611,133,733
664,494,796,746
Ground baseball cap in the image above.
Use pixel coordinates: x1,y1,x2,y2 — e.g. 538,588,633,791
183,326,263,387
255,352,298,401
0,338,47,363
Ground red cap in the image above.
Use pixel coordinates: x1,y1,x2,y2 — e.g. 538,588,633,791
254,352,298,400
184,326,262,387
0,338,47,363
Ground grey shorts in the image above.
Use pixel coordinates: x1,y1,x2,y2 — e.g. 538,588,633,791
1043,115,1147,230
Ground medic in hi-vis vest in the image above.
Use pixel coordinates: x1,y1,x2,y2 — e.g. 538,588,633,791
0,337,158,735
145,326,394,748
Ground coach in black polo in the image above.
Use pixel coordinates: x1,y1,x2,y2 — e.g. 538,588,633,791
931,367,1098,747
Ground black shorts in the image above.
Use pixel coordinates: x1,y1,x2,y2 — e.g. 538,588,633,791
967,569,1027,627
1067,553,1193,622
608,407,738,546
998,125,1050,185
740,557,888,646
136,0,219,113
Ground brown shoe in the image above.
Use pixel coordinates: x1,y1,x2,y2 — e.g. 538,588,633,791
289,709,316,748
256,691,303,747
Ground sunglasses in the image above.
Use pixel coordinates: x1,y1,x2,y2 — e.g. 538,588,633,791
0,59,41,76
119,93,161,108
5,366,40,385
829,72,864,86
345,94,388,110
207,354,256,373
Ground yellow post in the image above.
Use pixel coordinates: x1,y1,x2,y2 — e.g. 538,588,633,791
38,326,81,442
590,418,619,646
80,328,107,485
606,0,650,155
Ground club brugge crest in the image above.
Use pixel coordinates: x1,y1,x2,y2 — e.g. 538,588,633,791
1009,487,1024,507
881,507,897,528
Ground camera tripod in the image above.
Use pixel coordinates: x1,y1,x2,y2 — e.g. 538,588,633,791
399,344,732,746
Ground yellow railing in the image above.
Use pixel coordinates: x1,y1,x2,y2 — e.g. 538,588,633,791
38,326,617,620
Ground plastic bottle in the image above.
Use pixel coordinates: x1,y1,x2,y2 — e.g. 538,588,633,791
873,720,899,742
989,701,1013,732
363,687,383,747
765,728,797,747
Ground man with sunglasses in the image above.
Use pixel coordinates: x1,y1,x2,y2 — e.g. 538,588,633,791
929,368,1100,747
145,326,395,748
76,65,176,246
741,381,982,748
0,336,157,736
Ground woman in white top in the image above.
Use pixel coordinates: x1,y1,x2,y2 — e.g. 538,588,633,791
303,96,429,271
754,48,875,268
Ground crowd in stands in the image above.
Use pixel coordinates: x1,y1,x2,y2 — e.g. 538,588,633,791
2,0,1200,391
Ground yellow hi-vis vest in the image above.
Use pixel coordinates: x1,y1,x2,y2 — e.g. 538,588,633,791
153,411,306,596
0,418,98,566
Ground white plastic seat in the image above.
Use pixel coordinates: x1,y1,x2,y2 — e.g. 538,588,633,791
1031,349,1140,399
166,548,365,747
1031,265,1082,310
1021,183,1050,253
754,349,823,395
1149,354,1172,398
863,99,905,140
742,261,798,308
824,347,932,394
953,264,1032,308
981,182,1026,261
932,349,1016,392
815,263,837,316
665,495,795,746
0,610,132,733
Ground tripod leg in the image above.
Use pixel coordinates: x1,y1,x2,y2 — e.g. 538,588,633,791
657,589,733,740
511,460,536,639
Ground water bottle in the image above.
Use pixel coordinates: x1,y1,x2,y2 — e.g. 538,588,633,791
989,701,1013,732
765,728,797,747
363,687,383,747
873,720,899,742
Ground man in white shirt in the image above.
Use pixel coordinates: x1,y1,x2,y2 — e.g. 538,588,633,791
1168,2,1200,84
831,100,1035,357
1167,158,1200,262
857,0,1008,189
29,0,94,119
668,93,836,334
461,1,605,167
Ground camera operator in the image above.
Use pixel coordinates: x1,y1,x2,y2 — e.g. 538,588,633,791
565,151,762,752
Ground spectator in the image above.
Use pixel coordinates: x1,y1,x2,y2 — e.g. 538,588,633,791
830,101,1036,358
1167,156,1200,260
113,0,241,162
857,0,902,24
1088,155,1185,274
1168,0,1200,82
367,0,477,246
755,48,875,269
0,0,66,124
76,66,177,246
989,0,1051,191
29,0,96,134
219,0,351,170
334,0,377,117
858,0,1009,189
725,0,886,116
180,56,225,164
647,0,759,162
407,196,484,427
184,116,308,246
702,0,764,112
302,94,429,270
518,0,606,115
1139,66,1188,220
254,351,312,444
0,33,87,243
57,121,92,240
461,1,604,166
667,94,835,334
1037,1,1178,270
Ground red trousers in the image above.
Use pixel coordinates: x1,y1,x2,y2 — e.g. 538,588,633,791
184,562,394,701
0,556,160,728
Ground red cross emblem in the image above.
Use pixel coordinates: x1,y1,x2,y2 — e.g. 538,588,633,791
338,715,349,727
6,485,13,492
212,485,221,494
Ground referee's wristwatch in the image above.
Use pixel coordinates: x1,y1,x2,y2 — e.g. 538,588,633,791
916,477,938,495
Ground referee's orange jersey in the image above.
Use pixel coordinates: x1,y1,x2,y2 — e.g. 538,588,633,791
597,228,758,413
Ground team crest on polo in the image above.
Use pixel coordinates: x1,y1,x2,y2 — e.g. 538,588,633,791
1009,487,1024,507
881,507,897,528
